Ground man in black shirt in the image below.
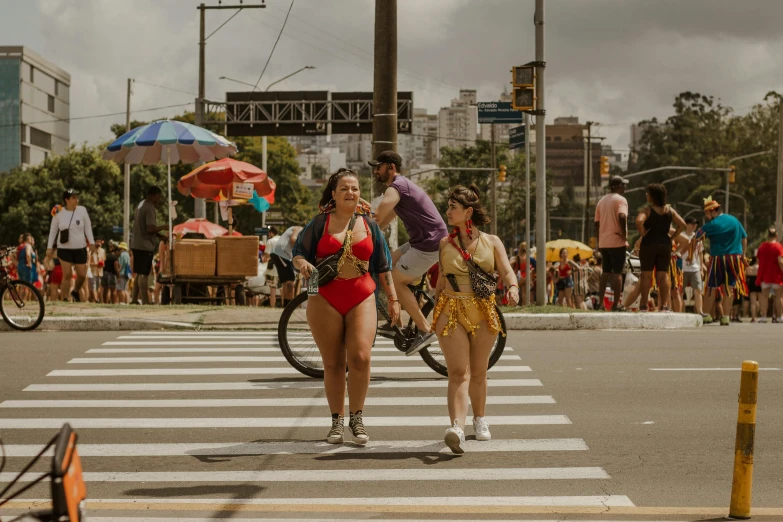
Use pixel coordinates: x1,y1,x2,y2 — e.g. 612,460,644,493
102,243,120,304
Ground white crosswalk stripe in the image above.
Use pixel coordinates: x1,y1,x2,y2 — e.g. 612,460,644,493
0,331,634,519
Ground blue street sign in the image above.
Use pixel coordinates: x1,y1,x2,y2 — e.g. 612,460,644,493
477,101,524,124
111,226,123,234
509,124,526,150
255,227,269,237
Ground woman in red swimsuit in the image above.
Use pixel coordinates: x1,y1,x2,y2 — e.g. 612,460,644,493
293,169,399,445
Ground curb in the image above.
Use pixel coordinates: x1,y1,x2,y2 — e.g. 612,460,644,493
2,312,702,332
504,312,703,330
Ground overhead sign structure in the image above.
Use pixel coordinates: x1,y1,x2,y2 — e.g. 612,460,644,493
213,91,413,137
477,101,524,124
509,124,526,150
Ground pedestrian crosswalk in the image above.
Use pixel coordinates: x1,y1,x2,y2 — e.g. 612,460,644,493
0,330,634,521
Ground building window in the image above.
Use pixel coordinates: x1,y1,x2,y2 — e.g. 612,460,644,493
20,124,26,144
55,80,59,97
21,145,30,164
48,95,55,113
30,127,52,150
30,66,34,83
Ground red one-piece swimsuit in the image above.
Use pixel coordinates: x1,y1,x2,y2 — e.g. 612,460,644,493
315,213,376,316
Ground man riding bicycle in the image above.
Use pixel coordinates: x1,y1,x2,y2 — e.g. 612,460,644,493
370,150,449,355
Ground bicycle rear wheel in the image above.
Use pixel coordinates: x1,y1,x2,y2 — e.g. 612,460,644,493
0,280,45,331
278,291,325,378
419,305,507,377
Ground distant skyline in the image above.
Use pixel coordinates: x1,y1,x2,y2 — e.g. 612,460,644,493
3,0,783,153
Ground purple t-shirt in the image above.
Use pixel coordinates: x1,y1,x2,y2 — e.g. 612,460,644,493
390,175,448,252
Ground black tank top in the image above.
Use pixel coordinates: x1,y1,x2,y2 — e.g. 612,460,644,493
642,207,672,246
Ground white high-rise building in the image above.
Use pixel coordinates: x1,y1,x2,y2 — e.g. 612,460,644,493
437,89,478,157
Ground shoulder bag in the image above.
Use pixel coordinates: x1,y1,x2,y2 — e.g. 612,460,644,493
314,214,366,286
59,209,76,245
447,232,498,300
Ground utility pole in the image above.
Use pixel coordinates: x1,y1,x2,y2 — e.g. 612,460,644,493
777,99,783,234
195,3,207,219
123,78,132,245
534,0,547,306
490,124,497,235
524,112,531,305
372,0,398,248
195,2,266,220
582,128,588,243
583,122,592,244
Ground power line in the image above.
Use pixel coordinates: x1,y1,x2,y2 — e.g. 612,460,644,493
205,8,243,41
0,102,193,129
252,0,295,92
133,80,198,97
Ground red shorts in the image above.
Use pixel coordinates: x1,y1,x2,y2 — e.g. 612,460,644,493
50,266,63,285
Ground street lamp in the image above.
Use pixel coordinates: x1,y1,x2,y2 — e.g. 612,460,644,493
624,173,697,194
218,66,316,92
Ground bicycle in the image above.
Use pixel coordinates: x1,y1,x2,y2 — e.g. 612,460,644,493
278,273,506,378
0,423,87,521
0,246,45,331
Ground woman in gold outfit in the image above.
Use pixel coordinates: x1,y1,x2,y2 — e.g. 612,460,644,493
432,185,519,454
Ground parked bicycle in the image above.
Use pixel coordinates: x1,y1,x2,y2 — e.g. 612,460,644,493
278,273,506,378
0,246,45,331
0,423,87,521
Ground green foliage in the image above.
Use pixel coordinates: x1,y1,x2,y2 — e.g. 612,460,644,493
311,164,328,180
632,91,781,243
0,144,194,248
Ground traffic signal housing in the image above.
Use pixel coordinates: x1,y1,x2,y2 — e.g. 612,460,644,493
511,65,535,111
729,165,736,183
600,156,610,178
498,164,507,182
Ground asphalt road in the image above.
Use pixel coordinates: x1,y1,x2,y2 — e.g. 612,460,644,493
0,324,781,521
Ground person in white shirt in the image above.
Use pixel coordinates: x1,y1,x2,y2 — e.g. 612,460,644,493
679,216,703,315
46,189,96,302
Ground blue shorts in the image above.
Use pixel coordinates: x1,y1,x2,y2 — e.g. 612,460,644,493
556,277,574,291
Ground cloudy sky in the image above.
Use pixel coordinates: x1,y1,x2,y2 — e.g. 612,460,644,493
3,0,783,153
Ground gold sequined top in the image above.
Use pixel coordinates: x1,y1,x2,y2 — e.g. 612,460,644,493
441,232,495,284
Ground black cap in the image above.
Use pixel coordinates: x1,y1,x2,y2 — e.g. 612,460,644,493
609,176,629,187
685,216,698,225
63,188,79,200
368,150,402,168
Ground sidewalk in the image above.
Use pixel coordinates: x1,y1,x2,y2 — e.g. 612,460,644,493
0,302,703,332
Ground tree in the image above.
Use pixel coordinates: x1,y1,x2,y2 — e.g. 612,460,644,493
311,164,328,180
632,91,781,243
0,144,194,248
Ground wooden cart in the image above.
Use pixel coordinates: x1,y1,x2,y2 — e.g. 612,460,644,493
158,274,246,305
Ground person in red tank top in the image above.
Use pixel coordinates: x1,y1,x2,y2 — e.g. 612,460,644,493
756,227,783,322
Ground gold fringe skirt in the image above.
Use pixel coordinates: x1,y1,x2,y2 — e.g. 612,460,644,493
432,290,504,337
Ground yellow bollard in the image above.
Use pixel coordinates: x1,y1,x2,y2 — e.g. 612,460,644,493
729,360,758,519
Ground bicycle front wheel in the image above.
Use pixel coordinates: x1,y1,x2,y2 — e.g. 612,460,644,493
0,280,45,331
419,305,507,377
277,291,325,379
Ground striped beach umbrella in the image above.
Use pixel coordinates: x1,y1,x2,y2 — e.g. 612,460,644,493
102,120,237,252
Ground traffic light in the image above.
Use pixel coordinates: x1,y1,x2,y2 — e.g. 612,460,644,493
729,165,736,184
600,156,610,178
510,65,535,111
498,164,507,182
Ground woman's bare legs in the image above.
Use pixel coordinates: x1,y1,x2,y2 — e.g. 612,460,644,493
467,323,497,418
343,294,376,414
435,308,471,429
307,294,347,415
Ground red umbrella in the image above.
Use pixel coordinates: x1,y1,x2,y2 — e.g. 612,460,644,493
177,158,276,202
173,218,242,239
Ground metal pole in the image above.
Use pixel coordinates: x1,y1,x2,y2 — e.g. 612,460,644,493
490,124,497,235
372,0,398,249
729,360,758,519
193,3,207,220
534,0,547,305
725,170,731,214
123,78,131,245
261,135,268,228
777,99,783,234
524,113,531,305
582,131,588,243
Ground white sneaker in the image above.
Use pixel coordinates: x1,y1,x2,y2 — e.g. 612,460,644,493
472,416,491,441
444,421,465,454
758,318,768,324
